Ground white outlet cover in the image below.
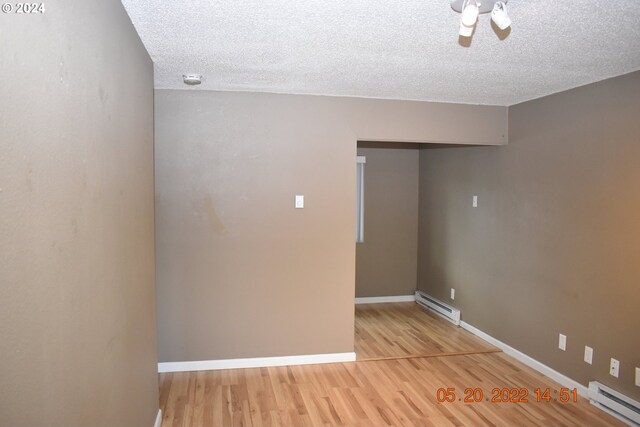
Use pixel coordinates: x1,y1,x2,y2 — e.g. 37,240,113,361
295,194,304,209
635,367,639,387
472,195,478,207
584,346,593,364
610,358,620,378
558,334,567,351
451,288,455,300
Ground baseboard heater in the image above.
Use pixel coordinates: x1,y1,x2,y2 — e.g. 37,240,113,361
414,291,460,326
588,382,640,426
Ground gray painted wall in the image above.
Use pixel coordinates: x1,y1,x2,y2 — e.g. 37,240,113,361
154,89,506,362
0,2,158,426
417,71,640,400
356,147,419,297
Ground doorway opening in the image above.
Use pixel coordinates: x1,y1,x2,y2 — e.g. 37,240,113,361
353,141,497,361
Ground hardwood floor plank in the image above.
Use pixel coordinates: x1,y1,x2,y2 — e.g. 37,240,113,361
355,302,498,360
159,303,625,427
160,353,625,426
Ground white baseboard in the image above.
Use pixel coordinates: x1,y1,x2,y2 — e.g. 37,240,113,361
355,295,415,304
460,321,589,397
153,409,162,427
158,352,356,373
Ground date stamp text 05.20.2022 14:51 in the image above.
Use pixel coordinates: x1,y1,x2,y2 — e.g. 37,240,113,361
437,387,579,404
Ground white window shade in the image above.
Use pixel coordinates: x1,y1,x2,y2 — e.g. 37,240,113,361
356,156,366,243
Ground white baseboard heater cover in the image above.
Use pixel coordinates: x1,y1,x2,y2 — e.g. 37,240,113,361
588,382,640,426
414,291,460,326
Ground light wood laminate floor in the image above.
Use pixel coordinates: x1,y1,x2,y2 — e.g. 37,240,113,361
355,302,499,360
159,302,623,426
159,352,623,426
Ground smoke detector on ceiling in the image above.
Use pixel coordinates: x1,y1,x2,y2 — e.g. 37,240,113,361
183,74,202,85
452,0,511,38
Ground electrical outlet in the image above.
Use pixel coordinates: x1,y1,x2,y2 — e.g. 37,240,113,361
451,288,455,300
610,358,620,378
472,195,478,208
635,367,639,387
558,334,566,351
584,346,593,364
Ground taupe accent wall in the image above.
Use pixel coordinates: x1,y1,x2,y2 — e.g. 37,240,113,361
417,71,640,400
0,3,158,426
356,147,419,297
154,90,506,362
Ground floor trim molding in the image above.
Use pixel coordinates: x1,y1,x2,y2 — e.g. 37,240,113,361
460,321,589,397
158,352,356,373
355,295,415,304
153,409,162,427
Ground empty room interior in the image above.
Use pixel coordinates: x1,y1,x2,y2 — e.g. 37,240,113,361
1,1,640,426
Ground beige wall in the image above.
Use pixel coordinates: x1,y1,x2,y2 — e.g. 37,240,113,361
356,147,419,297
0,2,158,426
417,71,640,400
154,90,506,362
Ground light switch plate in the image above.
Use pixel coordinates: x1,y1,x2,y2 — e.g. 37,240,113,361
472,195,478,207
584,346,593,364
451,288,455,300
558,334,566,351
610,358,620,378
635,367,640,387
295,194,304,209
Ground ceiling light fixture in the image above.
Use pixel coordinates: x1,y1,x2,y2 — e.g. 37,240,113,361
459,0,479,36
183,74,202,85
451,0,511,38
491,2,511,30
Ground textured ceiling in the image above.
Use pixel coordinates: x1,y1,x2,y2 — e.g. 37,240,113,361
121,0,640,106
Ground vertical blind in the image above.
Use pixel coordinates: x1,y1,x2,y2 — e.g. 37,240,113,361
356,156,366,243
